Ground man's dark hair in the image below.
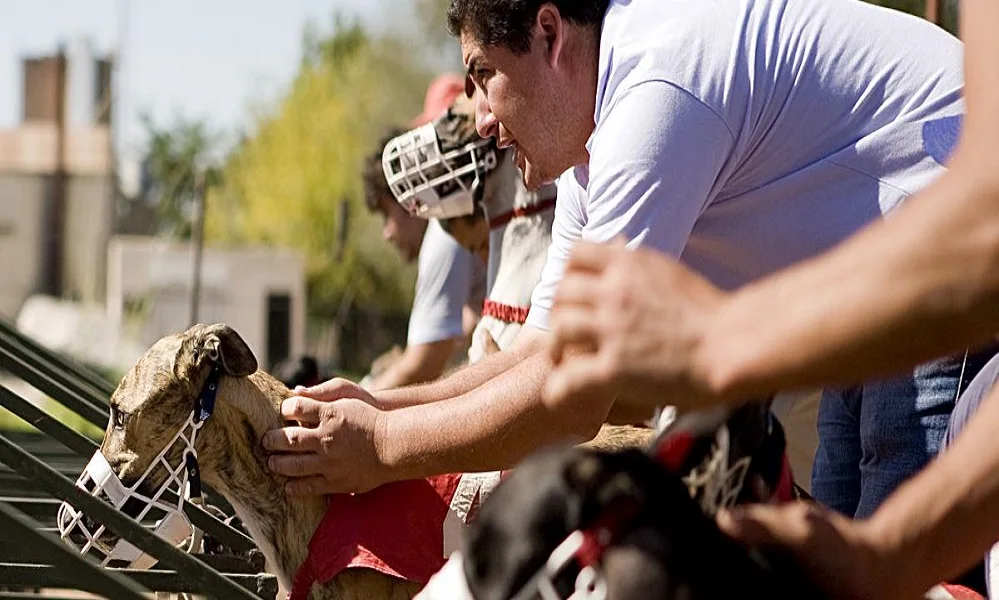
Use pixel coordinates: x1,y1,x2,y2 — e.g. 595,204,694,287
362,127,407,213
446,0,609,54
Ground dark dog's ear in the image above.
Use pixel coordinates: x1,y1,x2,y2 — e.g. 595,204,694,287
185,323,258,377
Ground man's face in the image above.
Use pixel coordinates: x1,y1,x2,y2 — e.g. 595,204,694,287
377,195,426,262
461,7,593,190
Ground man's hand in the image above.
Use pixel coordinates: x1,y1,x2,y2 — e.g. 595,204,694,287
294,377,382,408
717,502,892,600
545,241,728,414
261,397,389,495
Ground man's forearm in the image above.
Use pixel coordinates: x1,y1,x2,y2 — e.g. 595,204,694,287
700,170,999,402
370,339,457,392
373,326,546,409
375,346,612,478
861,383,999,597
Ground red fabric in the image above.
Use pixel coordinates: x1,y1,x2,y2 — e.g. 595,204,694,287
652,431,696,474
288,474,463,600
774,453,795,503
939,584,986,600
481,299,531,324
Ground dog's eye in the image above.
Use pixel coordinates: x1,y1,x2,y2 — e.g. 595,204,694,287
110,406,130,430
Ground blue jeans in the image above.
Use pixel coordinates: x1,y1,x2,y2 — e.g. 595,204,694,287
812,344,999,519
943,351,999,596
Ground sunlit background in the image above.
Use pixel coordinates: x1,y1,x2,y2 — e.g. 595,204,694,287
0,0,959,408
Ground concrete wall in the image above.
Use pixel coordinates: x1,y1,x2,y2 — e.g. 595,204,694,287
107,236,307,369
64,175,113,303
0,170,113,318
0,174,47,318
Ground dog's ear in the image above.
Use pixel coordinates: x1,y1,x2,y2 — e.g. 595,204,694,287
184,323,258,377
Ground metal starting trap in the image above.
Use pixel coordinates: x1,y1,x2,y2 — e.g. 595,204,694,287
0,318,278,599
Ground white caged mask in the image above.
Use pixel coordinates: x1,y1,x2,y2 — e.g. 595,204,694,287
56,363,222,569
382,122,497,220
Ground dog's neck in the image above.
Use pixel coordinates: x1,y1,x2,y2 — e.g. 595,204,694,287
477,158,555,353
199,374,327,593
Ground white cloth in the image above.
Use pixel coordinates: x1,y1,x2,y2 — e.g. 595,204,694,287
527,0,963,328
408,219,485,345
414,553,475,600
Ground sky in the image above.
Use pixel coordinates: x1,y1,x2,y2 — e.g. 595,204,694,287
0,0,398,187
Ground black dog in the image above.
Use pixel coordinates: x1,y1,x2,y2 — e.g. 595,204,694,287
463,403,825,600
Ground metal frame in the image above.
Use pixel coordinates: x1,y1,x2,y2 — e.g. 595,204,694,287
0,432,263,599
0,384,256,552
0,320,115,399
0,319,275,598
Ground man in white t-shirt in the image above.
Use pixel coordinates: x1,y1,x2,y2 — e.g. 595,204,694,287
360,128,485,391
260,0,984,523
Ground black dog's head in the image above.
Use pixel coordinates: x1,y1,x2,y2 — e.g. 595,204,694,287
464,446,821,600
463,403,821,600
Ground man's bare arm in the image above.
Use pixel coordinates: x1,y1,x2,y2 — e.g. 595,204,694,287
372,325,548,408
721,377,999,599
302,326,547,410
369,338,458,391
376,336,613,478
700,169,999,400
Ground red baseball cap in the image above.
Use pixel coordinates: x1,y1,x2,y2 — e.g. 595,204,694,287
411,73,466,126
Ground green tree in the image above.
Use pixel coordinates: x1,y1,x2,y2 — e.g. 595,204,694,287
140,115,221,239
865,0,959,33
205,17,434,316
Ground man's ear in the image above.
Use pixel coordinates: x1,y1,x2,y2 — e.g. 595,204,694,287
536,3,566,69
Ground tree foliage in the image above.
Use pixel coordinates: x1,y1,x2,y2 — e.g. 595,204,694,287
139,115,221,239
866,0,959,33
205,17,436,315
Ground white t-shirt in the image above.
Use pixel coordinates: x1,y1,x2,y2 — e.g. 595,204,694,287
527,0,963,329
408,219,486,345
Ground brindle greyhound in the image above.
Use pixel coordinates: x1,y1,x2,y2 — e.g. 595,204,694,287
59,323,653,599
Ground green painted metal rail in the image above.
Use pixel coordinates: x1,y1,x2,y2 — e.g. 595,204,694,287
0,385,256,552
0,501,149,600
0,432,263,600
0,318,116,398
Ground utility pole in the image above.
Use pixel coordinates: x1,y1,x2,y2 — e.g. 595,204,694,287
188,173,206,326
43,47,68,297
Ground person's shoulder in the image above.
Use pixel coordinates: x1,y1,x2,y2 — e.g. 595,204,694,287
601,0,740,58
597,0,744,118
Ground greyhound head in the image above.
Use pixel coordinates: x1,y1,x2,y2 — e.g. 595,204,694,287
57,323,285,568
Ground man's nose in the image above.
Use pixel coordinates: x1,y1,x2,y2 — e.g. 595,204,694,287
475,92,499,140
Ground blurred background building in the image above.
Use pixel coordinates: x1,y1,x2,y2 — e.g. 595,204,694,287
0,0,958,382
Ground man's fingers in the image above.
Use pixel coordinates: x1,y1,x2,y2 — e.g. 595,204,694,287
284,475,334,497
552,273,600,309
548,307,601,363
296,377,361,402
544,356,611,408
566,241,619,273
280,396,326,424
267,453,329,478
261,425,322,452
